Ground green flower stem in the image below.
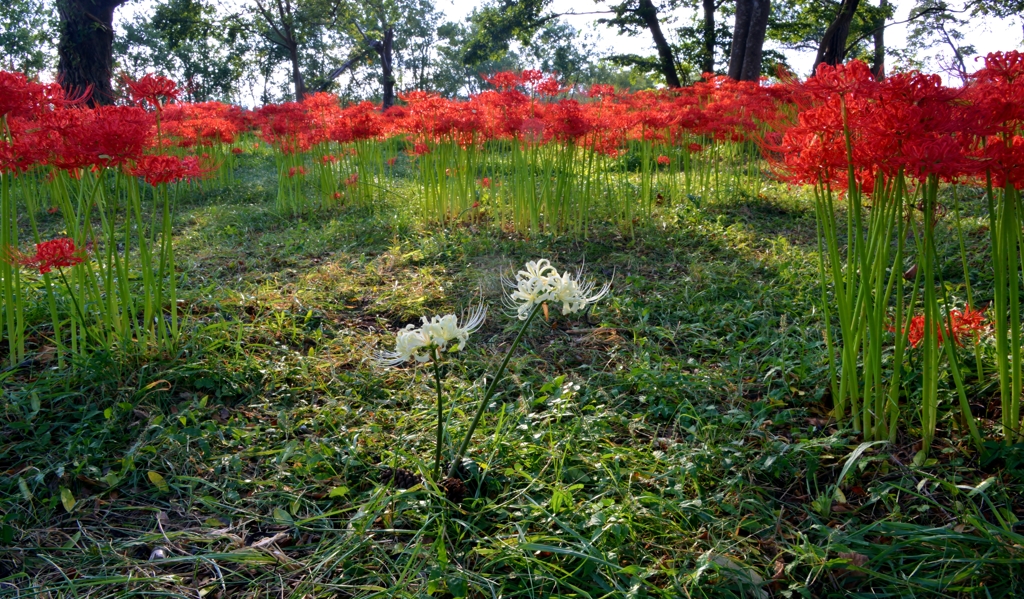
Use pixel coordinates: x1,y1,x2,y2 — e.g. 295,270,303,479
431,347,445,481
448,301,542,479
56,266,104,349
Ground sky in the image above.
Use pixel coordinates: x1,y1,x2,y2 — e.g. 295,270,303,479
433,0,1024,79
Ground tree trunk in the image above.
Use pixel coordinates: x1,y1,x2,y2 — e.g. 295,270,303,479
728,0,770,82
57,0,126,105
739,0,769,81
377,27,395,109
727,0,752,80
871,0,886,79
701,0,716,75
637,0,681,88
813,0,861,72
289,43,306,101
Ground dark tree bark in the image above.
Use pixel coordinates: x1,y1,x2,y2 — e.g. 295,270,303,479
727,0,752,80
288,44,307,101
373,28,395,109
728,0,770,81
57,0,127,105
871,0,887,79
701,0,716,74
637,0,681,88
813,0,861,72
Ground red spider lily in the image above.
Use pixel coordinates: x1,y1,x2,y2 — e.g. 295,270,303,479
256,102,314,154
124,74,180,110
287,166,307,178
587,84,615,99
546,99,592,143
949,306,988,346
345,173,358,186
479,177,491,188
657,155,670,166
128,154,209,186
897,307,987,349
5,238,86,274
231,147,243,154
386,157,397,166
902,314,940,349
63,106,153,169
321,154,338,164
485,72,520,92
688,143,703,153
330,101,385,143
520,117,545,143
535,76,565,98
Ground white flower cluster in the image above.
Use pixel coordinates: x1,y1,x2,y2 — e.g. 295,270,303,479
375,259,609,367
505,258,611,320
374,305,486,366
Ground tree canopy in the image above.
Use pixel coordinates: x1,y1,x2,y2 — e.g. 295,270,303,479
2,0,1017,105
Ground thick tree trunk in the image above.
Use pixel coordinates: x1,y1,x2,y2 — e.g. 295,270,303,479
701,0,716,74
637,0,681,88
871,0,887,79
728,0,770,81
813,0,861,72
57,0,126,105
289,44,306,101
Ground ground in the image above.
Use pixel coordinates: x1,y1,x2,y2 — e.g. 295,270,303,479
1,151,1023,598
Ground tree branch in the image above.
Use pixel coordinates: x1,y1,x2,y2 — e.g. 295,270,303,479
318,46,373,90
843,1,979,56
253,0,290,48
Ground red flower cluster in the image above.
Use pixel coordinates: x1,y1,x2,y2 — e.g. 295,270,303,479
772,52,1024,191
128,154,208,186
245,71,784,159
5,238,85,274
901,306,988,348
124,74,179,109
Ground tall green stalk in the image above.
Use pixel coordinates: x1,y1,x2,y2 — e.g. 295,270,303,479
448,302,542,479
431,347,445,481
986,175,1023,443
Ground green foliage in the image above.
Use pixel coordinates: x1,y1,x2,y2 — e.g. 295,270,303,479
766,0,893,62
0,0,56,75
462,0,551,65
116,0,253,101
331,0,441,99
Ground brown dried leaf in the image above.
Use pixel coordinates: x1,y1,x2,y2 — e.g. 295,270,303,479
772,558,785,580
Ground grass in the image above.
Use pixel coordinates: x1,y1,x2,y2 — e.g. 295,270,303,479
1,154,1023,598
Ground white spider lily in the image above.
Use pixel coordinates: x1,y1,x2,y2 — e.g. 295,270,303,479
504,259,557,319
421,304,487,352
374,324,432,366
374,304,486,366
504,259,609,319
548,269,611,315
